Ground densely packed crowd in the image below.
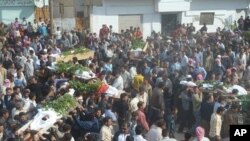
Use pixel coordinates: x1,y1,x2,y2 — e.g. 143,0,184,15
0,16,249,141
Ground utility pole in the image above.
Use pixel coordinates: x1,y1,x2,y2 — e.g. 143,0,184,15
49,0,54,34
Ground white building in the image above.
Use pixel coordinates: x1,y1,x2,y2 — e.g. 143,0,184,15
0,0,85,31
0,0,35,24
88,0,250,39
52,0,85,31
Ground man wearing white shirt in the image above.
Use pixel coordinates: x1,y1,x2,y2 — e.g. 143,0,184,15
134,125,147,141
21,17,28,29
112,71,124,90
160,129,177,141
130,93,140,112
22,89,32,112
32,19,38,33
24,56,34,79
129,66,137,80
209,107,224,140
38,17,45,27
55,27,62,41
117,123,130,141
180,51,189,74
100,117,114,141
130,86,148,112
29,50,39,69
137,87,148,109
13,86,22,100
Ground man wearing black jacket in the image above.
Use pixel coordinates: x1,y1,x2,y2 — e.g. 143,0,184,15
114,93,129,129
200,94,215,137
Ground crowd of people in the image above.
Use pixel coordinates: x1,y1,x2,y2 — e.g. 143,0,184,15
0,15,249,141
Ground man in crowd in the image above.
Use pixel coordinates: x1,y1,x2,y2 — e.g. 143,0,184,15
0,18,247,141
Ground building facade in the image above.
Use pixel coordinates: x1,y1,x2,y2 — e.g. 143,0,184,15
0,0,35,24
89,0,250,39
0,0,85,32
53,0,75,31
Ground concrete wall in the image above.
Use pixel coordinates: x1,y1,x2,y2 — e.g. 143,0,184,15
53,0,74,19
91,0,161,39
53,0,75,31
181,10,236,32
74,0,84,14
90,0,117,33
180,0,250,32
155,0,191,12
190,0,249,11
0,6,35,24
91,0,250,37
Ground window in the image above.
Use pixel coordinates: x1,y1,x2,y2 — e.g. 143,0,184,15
200,12,215,25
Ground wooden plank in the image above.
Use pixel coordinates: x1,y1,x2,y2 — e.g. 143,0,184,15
143,41,148,52
56,50,94,62
35,6,50,20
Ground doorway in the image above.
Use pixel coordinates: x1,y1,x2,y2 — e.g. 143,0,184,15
119,15,142,32
161,13,179,36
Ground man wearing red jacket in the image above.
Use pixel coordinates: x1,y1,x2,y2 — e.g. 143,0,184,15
134,27,142,39
136,101,149,132
99,24,109,40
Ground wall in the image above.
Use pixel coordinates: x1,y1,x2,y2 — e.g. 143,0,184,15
53,0,75,31
74,0,84,13
155,0,191,12
181,0,249,32
0,0,34,24
190,0,249,11
91,0,118,34
143,13,161,37
181,10,236,32
91,0,250,36
0,6,34,24
53,18,76,31
53,0,74,19
91,0,161,39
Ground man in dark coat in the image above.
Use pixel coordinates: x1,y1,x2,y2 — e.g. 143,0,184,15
221,104,240,140
149,82,165,125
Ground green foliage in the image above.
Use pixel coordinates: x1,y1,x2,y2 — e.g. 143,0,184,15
43,94,77,116
198,80,226,90
239,95,250,124
244,31,250,40
239,95,250,112
131,38,145,50
69,80,101,94
56,61,89,75
61,47,90,56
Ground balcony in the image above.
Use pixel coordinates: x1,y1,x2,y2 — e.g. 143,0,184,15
155,0,191,12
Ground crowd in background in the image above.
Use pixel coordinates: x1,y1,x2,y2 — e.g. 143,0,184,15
0,15,249,141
